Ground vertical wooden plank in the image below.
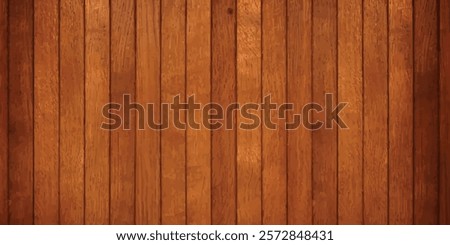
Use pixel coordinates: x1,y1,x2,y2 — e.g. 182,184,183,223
287,0,312,225
312,0,337,225
0,0,7,225
211,0,236,225
60,0,85,225
34,0,60,224
236,0,261,225
110,0,136,225
388,0,414,225
8,0,34,225
440,0,450,225
413,0,439,225
337,0,363,225
262,0,287,225
161,0,186,224
136,0,161,225
363,0,388,225
85,0,110,225
186,0,211,225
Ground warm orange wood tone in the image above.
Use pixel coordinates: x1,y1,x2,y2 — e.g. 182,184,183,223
287,0,312,225
312,0,337,225
85,0,110,225
0,0,448,225
363,0,388,225
136,0,161,225
338,0,363,225
440,0,450,225
237,0,261,225
211,0,237,225
388,0,414,224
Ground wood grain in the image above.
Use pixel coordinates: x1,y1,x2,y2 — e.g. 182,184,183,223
186,0,211,225
161,0,186,225
237,0,261,225
363,0,388,225
34,0,60,224
136,0,161,225
440,0,450,225
211,0,237,225
60,0,85,224
85,0,110,225
0,0,447,225
110,0,136,225
312,0,337,225
413,0,439,225
0,0,7,225
337,0,363,225
8,0,34,225
287,0,312,225
262,0,287,225
388,0,414,224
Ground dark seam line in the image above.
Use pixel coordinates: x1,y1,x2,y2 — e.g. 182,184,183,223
235,1,239,224
386,0,390,225
209,0,212,225
184,0,188,225
412,0,415,225
83,0,86,225
260,0,264,225
285,0,289,225
108,0,112,225
310,0,314,225
336,0,339,225
437,0,441,225
6,0,10,225
362,0,365,225
58,0,61,225
32,0,35,225
159,0,162,226
134,0,137,225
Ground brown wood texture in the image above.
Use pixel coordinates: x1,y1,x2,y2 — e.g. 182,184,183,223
0,0,7,226
0,0,448,225
211,0,236,225
388,0,414,224
85,0,110,225
363,0,388,225
312,0,337,225
440,0,450,225
338,0,363,225
287,0,312,225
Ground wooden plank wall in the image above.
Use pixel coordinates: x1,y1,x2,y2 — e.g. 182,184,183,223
0,0,449,225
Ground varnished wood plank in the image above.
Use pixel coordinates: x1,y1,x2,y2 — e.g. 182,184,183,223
0,0,7,225
440,0,450,225
236,0,261,225
186,0,211,225
211,0,236,224
8,0,34,225
60,0,85,225
388,0,414,225
287,0,312,225
337,0,363,225
312,0,337,225
161,0,186,224
85,0,110,225
110,0,136,225
413,0,439,225
34,0,60,224
136,0,161,225
363,0,388,225
262,0,287,225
